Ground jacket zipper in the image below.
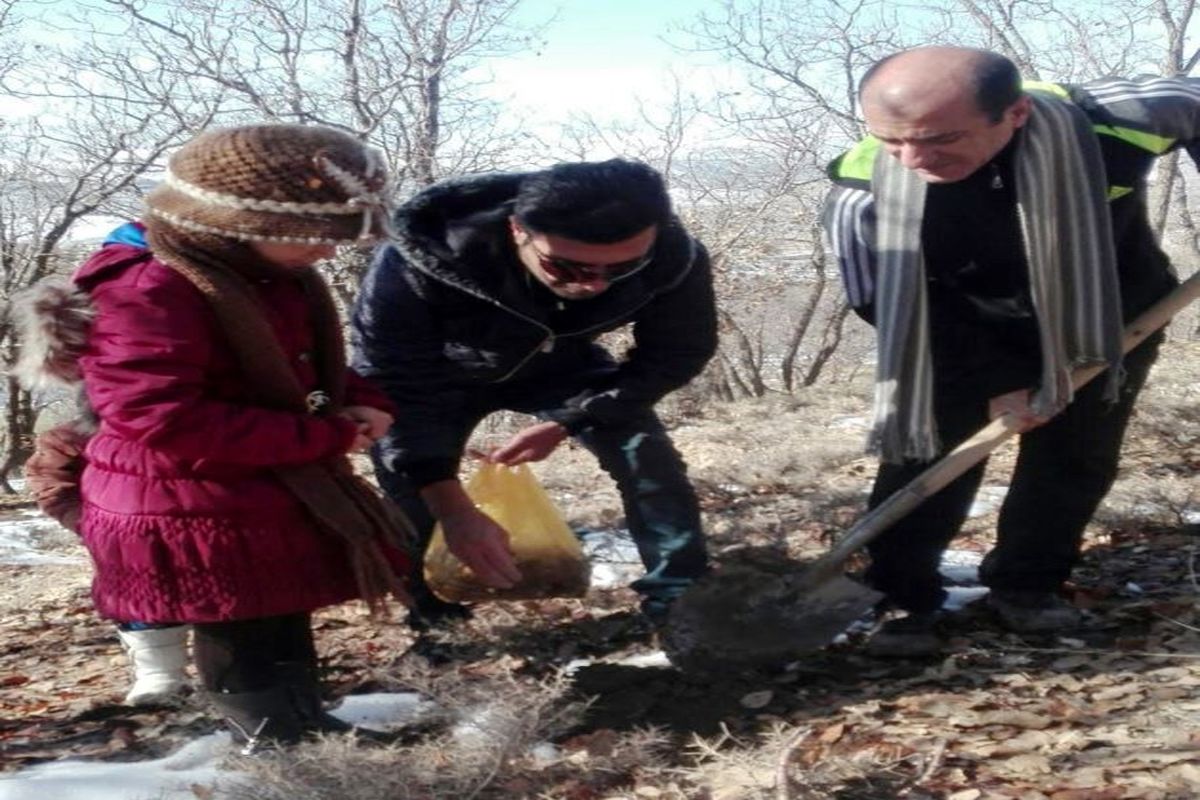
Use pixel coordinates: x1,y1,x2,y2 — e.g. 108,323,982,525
406,234,697,383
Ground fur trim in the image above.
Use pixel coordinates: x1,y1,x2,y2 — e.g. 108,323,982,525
10,277,95,391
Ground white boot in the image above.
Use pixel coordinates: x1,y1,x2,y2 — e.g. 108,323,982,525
117,626,190,705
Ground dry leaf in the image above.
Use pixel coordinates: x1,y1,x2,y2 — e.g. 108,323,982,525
972,709,1054,730
739,690,772,709
985,729,1056,756
1049,788,1125,800
1089,683,1143,702
817,722,844,743
1168,762,1200,786
998,753,1052,776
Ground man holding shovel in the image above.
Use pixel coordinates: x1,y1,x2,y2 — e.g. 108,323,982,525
824,47,1192,656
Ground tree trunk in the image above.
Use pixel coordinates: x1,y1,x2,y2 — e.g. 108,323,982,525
718,310,766,397
781,279,826,393
781,232,829,392
802,301,852,387
1151,151,1180,237
0,375,35,493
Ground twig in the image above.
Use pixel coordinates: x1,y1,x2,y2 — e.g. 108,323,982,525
1188,544,1199,593
687,722,739,760
1152,611,1200,634
915,737,948,785
774,726,810,800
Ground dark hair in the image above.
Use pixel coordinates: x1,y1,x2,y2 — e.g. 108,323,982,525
972,51,1022,123
859,48,1022,124
512,159,671,242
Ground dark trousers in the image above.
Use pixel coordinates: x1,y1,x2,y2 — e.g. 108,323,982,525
193,613,315,693
374,364,708,610
864,336,1161,613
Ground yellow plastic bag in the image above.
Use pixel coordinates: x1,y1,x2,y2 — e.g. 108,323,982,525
424,463,591,603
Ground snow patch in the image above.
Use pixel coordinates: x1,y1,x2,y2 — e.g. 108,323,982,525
0,693,428,799
0,512,86,566
828,414,869,430
967,485,1008,518
0,733,233,800
329,692,429,731
576,528,642,589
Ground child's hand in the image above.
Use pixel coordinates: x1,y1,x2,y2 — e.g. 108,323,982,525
339,406,394,441
349,430,375,452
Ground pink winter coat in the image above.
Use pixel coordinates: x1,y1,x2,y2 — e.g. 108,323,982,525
75,243,400,623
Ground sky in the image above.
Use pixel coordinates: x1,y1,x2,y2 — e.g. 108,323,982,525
480,0,730,123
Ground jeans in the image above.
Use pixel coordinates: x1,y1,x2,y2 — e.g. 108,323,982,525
374,360,708,610
864,335,1161,613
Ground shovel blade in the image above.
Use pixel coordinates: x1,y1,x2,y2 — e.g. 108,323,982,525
662,564,883,674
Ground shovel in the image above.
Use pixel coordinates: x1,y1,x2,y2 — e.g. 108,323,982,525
663,270,1200,673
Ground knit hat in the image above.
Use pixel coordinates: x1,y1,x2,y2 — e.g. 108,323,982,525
144,124,393,245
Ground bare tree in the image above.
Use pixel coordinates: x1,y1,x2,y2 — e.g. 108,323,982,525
1148,0,1200,247
83,0,541,191
933,0,1157,80
0,119,212,486
0,0,549,481
658,1,905,394
681,0,909,147
681,0,1200,395
0,0,20,83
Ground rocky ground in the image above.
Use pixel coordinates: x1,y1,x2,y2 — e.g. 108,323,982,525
1,341,1199,799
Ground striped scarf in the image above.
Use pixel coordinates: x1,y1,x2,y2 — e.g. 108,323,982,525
870,91,1124,462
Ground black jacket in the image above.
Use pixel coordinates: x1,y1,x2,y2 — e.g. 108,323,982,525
351,172,718,486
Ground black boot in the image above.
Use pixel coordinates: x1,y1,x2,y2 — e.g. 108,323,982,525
206,686,306,754
275,661,395,744
405,587,473,633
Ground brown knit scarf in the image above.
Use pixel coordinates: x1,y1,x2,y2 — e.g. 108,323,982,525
145,221,413,616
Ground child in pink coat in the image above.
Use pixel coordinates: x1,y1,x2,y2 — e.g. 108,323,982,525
20,125,413,750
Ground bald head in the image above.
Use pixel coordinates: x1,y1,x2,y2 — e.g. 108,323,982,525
861,47,1022,124
857,47,1030,183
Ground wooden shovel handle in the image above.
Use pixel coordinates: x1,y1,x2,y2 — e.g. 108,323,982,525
815,269,1200,574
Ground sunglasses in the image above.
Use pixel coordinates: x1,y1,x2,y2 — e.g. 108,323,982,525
525,239,654,284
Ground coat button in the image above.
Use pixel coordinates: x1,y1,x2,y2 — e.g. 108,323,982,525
298,351,311,362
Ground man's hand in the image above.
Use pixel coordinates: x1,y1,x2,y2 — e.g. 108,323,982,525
420,479,521,589
439,506,522,589
988,388,1052,433
488,421,568,465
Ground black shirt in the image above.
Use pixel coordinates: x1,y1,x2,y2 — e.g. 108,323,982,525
921,141,1043,397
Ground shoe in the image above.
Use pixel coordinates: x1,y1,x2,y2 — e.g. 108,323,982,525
206,686,306,754
274,661,394,744
864,612,945,657
118,626,190,706
986,590,1081,632
406,594,473,633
